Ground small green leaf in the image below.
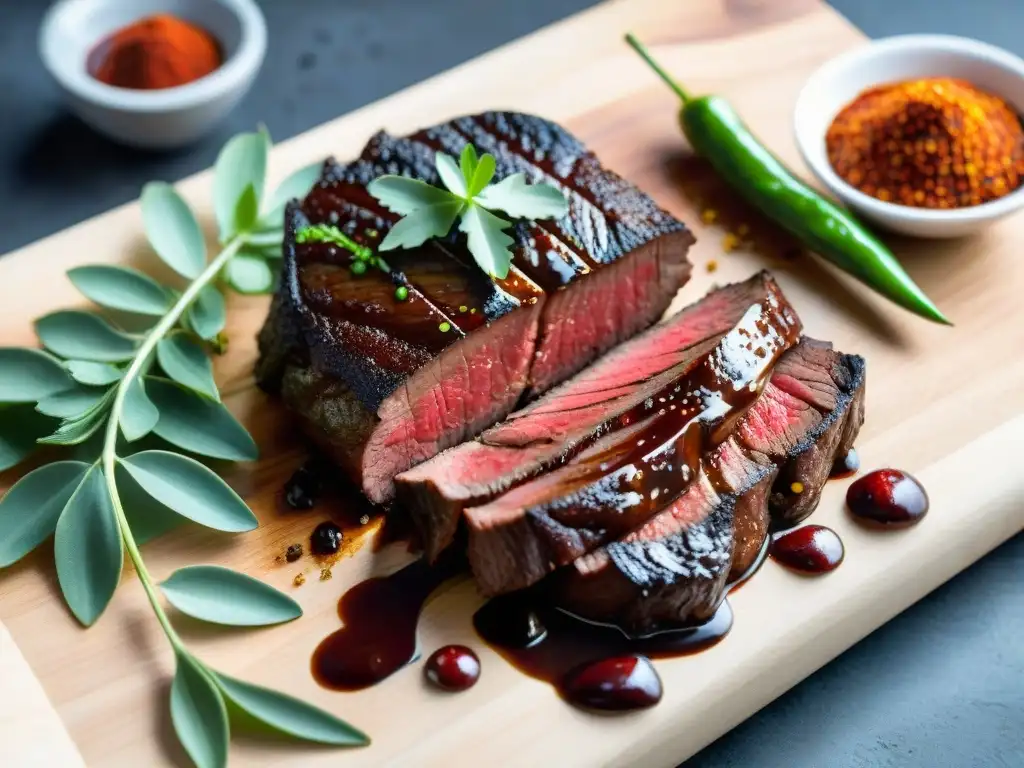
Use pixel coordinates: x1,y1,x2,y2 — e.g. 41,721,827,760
259,162,322,229
234,184,260,234
378,201,463,252
459,144,479,185
215,673,369,746
171,653,229,768
161,565,301,626
120,378,159,442
36,385,108,419
146,378,258,461
367,176,457,216
54,465,123,626
67,265,173,317
214,133,267,242
157,332,219,401
459,205,516,279
467,154,496,198
118,451,257,533
0,461,90,567
225,253,274,294
187,286,227,341
475,172,569,220
37,389,113,446
0,348,73,403
116,462,183,545
141,182,207,280
66,360,122,386
35,311,137,362
0,406,56,469
435,151,467,197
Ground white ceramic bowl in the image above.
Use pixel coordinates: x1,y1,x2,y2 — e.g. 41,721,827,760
794,34,1024,238
39,0,266,150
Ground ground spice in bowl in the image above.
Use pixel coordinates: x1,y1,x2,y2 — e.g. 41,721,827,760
87,14,222,91
825,77,1024,209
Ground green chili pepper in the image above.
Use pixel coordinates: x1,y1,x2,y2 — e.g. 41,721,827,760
625,34,950,326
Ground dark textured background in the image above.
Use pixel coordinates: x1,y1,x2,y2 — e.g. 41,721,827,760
1,1,1022,766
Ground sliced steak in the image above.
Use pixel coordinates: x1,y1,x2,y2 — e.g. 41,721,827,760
553,339,866,635
464,284,803,596
395,272,787,561
256,113,694,504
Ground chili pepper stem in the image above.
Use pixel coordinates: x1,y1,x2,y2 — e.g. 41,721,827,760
625,33,690,104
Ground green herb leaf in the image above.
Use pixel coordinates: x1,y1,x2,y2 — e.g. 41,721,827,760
146,378,257,461
234,184,260,234
157,332,219,401
116,462,183,545
215,673,370,746
259,162,322,228
467,154,496,198
0,461,90,568
67,265,173,317
161,565,301,626
121,378,159,442
37,389,114,446
36,311,138,362
66,360,123,386
187,286,227,341
214,133,267,241
225,253,274,294
459,205,516,279
435,151,467,197
54,465,123,626
459,144,479,185
378,201,463,252
36,385,108,419
0,406,54,469
0,348,73,403
171,652,230,768
367,176,456,216
475,172,568,219
118,450,257,533
141,182,207,280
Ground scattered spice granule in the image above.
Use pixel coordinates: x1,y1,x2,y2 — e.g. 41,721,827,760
790,481,805,494
722,233,741,252
700,208,718,225
285,543,303,563
319,566,333,582
706,259,718,273
293,573,306,587
359,514,370,526
470,308,477,314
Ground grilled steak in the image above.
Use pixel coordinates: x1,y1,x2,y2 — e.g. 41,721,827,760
464,284,803,596
554,339,866,635
396,272,788,561
255,113,694,504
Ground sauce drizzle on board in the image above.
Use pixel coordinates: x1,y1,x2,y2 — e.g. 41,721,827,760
847,469,929,528
769,525,845,574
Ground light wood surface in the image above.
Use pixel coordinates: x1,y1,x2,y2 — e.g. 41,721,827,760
2,0,1023,765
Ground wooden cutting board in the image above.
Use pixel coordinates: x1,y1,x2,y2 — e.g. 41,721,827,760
2,0,1023,765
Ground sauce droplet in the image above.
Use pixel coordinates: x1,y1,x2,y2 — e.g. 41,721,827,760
284,461,323,510
830,448,861,479
847,469,928,528
424,645,481,692
561,655,662,711
770,525,844,573
310,521,343,555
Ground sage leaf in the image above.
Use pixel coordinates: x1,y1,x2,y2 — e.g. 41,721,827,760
66,360,122,386
467,153,496,198
36,311,137,362
116,462,183,545
118,450,257,533
67,265,172,317
146,378,258,461
215,673,369,746
378,201,462,252
161,565,301,626
435,151,467,197
142,181,207,280
187,286,227,341
54,465,123,626
459,144,479,185
259,161,321,228
244,230,284,248
0,406,56,469
214,132,267,241
120,378,159,442
234,184,260,234
476,172,569,220
367,176,456,217
171,652,229,768
157,332,219,400
36,385,108,419
0,348,72,403
0,461,90,567
458,205,515,279
225,253,274,294
37,388,113,446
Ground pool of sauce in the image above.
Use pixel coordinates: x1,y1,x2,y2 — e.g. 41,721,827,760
830,448,860,479
847,469,929,528
769,525,844,574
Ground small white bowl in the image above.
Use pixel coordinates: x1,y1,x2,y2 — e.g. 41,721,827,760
794,34,1024,238
39,0,266,150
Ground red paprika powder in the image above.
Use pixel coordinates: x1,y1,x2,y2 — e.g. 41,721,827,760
87,14,222,91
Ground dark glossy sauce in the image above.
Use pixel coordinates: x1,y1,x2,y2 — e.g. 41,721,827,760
310,521,344,556
283,460,324,510
830,448,861,479
770,525,844,573
726,534,771,592
847,469,929,528
424,645,481,692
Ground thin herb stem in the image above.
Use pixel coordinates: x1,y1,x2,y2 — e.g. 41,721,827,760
100,235,245,653
624,33,690,104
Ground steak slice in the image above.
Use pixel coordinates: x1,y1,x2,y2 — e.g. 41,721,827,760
395,272,787,561
464,284,803,596
256,113,694,504
553,339,866,635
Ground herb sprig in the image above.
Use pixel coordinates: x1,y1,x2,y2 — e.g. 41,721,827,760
367,144,568,278
0,130,368,766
